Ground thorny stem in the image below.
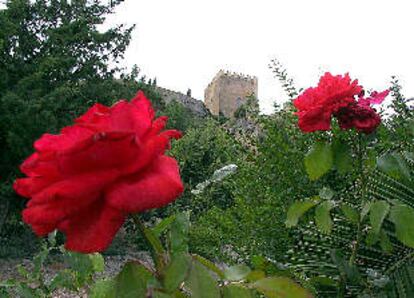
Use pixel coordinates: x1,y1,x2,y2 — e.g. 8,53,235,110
131,214,165,274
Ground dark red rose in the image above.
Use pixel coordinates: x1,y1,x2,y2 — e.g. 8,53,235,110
336,104,381,134
14,91,184,253
293,72,362,132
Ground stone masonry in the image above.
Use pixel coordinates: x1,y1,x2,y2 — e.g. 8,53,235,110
204,70,258,117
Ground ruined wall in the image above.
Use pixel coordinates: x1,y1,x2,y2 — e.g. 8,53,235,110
156,86,209,117
204,70,258,118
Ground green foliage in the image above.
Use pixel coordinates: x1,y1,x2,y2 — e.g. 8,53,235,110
1,232,105,296
304,142,333,181
167,119,243,216
89,214,311,298
285,197,320,228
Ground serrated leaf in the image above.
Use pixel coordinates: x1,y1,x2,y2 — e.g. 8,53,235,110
89,279,116,298
340,204,359,224
377,152,411,182
223,265,251,281
170,213,190,254
379,230,393,253
285,197,320,228
115,261,153,298
304,142,333,180
389,204,414,248
253,277,312,298
319,187,334,200
333,140,353,174
369,200,390,235
222,285,253,298
163,254,191,293
315,201,335,234
185,260,220,298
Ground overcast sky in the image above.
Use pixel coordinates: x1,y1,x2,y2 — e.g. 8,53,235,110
102,0,414,114
2,0,412,113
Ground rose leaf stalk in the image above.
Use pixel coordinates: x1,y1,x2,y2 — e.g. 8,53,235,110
131,214,166,274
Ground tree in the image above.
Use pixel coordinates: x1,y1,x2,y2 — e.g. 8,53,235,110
0,0,136,242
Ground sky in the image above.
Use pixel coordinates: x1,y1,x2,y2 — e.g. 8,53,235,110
103,0,414,114
2,0,413,113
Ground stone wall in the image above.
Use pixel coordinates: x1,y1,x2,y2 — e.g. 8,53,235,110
155,86,209,117
204,70,258,118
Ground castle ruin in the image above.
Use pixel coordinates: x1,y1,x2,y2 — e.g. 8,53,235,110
204,70,258,118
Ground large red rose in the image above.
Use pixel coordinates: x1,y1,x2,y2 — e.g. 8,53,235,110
293,72,362,132
14,91,184,253
336,104,381,134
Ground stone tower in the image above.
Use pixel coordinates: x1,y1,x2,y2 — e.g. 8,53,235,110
204,70,258,118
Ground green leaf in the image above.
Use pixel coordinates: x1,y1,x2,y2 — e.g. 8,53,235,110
333,140,353,174
90,253,105,272
223,265,251,281
222,285,253,298
315,201,335,234
192,254,225,279
319,187,334,200
163,254,191,293
115,261,153,298
365,230,379,246
89,279,116,298
152,215,176,237
170,212,190,254
379,230,393,253
340,204,359,224
309,276,337,287
185,260,220,298
253,277,312,298
377,152,411,182
369,200,390,235
330,250,361,284
389,204,414,248
304,142,333,180
246,270,266,282
49,270,76,291
361,201,372,220
285,197,320,228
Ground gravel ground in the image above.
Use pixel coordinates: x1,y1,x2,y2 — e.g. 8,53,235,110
0,252,152,298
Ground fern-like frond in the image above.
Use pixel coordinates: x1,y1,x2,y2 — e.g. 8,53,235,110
286,153,414,297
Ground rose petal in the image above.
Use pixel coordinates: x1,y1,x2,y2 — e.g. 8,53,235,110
22,170,119,226
106,156,184,213
58,201,125,253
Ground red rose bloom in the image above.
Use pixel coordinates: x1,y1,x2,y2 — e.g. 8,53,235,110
336,89,388,134
336,104,381,134
14,91,184,253
293,72,362,132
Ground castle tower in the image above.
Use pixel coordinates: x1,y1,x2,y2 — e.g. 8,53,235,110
204,70,258,118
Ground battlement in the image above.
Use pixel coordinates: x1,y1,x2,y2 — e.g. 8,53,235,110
204,70,258,118
207,70,258,89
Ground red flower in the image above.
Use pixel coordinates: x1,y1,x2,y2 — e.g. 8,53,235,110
336,89,388,134
336,104,381,134
293,72,362,132
14,91,184,253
